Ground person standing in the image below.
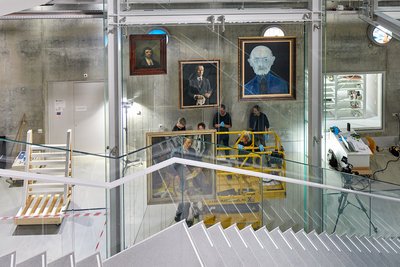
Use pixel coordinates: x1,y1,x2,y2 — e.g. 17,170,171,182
213,104,232,155
249,105,270,146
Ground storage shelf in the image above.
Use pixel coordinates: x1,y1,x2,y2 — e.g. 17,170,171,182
324,74,366,120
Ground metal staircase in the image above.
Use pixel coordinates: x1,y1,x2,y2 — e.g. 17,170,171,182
3,219,400,266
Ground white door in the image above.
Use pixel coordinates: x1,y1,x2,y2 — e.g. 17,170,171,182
48,81,105,154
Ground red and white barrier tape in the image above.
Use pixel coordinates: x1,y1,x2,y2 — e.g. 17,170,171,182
95,220,108,251
0,211,106,221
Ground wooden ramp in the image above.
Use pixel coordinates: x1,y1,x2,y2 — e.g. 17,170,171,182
15,129,72,225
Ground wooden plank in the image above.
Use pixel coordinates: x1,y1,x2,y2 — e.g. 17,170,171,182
46,194,59,215
39,194,51,215
21,195,34,216
28,195,43,216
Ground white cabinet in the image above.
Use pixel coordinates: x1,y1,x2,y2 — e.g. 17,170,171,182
324,74,366,120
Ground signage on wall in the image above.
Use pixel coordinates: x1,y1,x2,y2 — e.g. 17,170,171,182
55,99,65,116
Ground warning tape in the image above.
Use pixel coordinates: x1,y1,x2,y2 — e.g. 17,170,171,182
95,220,108,251
0,211,107,221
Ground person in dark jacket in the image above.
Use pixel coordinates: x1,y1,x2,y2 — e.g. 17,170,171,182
172,117,186,131
213,104,232,156
249,105,270,146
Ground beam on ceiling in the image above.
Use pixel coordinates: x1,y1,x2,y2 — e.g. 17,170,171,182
116,8,318,25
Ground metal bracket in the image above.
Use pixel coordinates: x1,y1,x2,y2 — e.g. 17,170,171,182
313,136,323,145
110,146,119,157
313,23,321,31
218,15,226,32
302,12,312,20
208,15,215,32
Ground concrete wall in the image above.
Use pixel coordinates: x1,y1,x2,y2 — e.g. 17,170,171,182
326,13,400,139
0,19,104,155
124,24,306,162
1,13,399,156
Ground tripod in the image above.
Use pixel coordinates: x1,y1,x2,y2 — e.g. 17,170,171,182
332,181,378,234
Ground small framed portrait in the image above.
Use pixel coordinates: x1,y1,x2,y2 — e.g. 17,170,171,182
178,59,221,109
129,34,167,76
238,37,296,101
146,130,216,205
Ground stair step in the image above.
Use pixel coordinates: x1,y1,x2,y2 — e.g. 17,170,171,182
349,235,387,267
359,236,398,267
31,152,67,158
103,221,202,267
365,237,400,266
223,225,261,267
48,252,75,267
76,252,102,267
29,183,66,189
206,223,243,267
269,228,307,266
32,144,67,150
340,235,376,266
282,229,320,266
373,237,400,265
16,252,46,267
188,222,226,267
306,230,349,266
255,227,294,267
29,167,66,174
28,188,65,194
317,232,357,267
328,234,366,267
240,225,278,267
0,251,16,267
294,230,334,267
30,160,66,166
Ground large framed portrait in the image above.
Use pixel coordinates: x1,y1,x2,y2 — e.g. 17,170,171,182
129,34,167,76
179,59,221,109
238,37,296,101
146,130,216,205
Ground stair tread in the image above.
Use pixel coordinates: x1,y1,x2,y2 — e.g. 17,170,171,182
188,222,226,267
240,226,278,267
223,225,262,267
255,227,295,267
207,223,244,267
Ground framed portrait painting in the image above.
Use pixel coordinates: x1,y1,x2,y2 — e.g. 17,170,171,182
129,34,167,76
178,59,221,109
146,130,216,205
238,37,296,101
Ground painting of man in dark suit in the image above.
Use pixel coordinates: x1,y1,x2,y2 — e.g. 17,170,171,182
239,37,296,101
179,60,220,109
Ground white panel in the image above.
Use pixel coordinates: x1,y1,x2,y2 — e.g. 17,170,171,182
48,82,75,145
73,82,105,154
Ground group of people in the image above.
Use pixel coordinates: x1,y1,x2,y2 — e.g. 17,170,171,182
172,104,270,154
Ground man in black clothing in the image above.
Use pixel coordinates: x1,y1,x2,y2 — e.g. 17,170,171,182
172,117,186,131
213,104,232,155
249,105,270,146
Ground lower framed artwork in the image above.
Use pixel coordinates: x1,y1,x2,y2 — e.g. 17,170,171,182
146,130,216,205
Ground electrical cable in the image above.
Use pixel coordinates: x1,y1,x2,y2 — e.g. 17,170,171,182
372,156,400,180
